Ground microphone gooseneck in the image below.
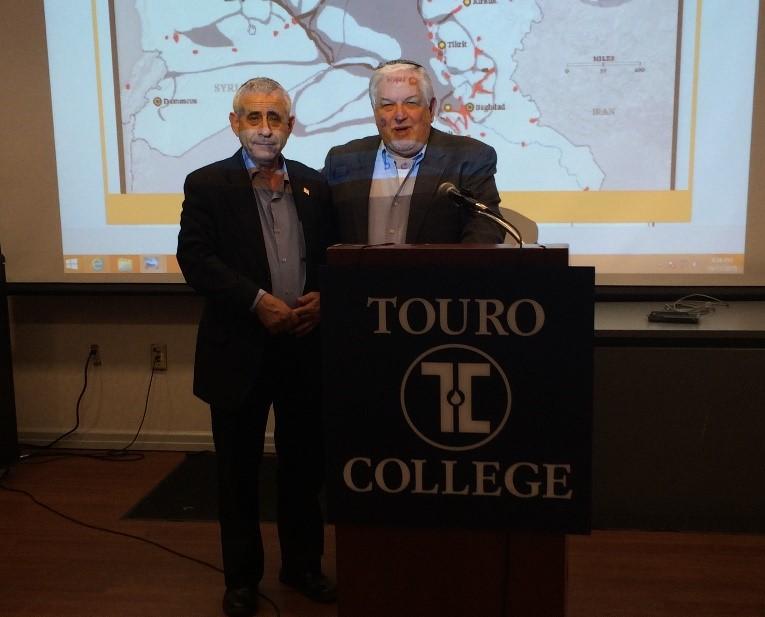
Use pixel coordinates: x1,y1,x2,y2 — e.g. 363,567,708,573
436,182,523,245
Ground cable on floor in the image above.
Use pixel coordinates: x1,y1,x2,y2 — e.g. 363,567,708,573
0,480,283,617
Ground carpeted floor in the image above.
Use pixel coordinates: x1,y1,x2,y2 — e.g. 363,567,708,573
124,451,280,521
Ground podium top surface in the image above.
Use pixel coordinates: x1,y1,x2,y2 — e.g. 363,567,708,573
327,243,569,267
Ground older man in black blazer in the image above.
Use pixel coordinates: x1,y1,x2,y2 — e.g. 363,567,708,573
324,59,505,245
177,77,334,617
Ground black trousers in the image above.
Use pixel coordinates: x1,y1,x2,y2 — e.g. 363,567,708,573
210,332,324,589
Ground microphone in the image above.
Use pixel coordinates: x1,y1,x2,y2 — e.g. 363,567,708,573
437,182,490,212
436,182,523,245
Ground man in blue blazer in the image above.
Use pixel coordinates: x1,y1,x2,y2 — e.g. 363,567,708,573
177,77,335,617
324,59,505,245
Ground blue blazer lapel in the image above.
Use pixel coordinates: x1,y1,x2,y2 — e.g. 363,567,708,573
349,146,377,242
406,133,447,243
326,136,380,244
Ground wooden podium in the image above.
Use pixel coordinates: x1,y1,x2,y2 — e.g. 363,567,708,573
322,245,592,617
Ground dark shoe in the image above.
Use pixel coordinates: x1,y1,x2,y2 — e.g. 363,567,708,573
222,586,258,617
279,569,337,603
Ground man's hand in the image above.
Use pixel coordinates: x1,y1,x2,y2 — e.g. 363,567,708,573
293,291,321,337
255,292,298,334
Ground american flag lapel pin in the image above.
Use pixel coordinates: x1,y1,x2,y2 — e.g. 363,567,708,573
303,186,310,196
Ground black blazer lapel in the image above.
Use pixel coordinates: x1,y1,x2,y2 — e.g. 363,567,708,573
223,150,270,284
285,159,310,225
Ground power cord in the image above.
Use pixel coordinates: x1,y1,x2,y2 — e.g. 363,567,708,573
7,350,285,614
19,449,141,465
31,346,97,450
21,348,159,462
0,473,283,617
8,350,285,614
104,364,156,458
663,293,729,316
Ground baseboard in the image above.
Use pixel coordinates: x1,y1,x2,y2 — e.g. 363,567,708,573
17,430,277,453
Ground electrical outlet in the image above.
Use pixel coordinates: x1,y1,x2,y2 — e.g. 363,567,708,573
90,344,102,366
151,343,167,371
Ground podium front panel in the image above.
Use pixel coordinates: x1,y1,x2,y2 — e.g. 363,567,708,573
322,255,593,534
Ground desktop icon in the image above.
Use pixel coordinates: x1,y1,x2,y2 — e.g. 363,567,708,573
140,255,166,273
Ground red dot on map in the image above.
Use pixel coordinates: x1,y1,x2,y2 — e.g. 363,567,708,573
513,85,519,92
173,32,179,43
292,17,298,24
529,117,539,124
232,48,238,52
192,49,198,54
284,23,290,29
273,31,279,37
125,83,130,90
480,132,486,137
477,36,482,42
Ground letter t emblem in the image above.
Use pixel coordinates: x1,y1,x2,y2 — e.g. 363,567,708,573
421,362,491,434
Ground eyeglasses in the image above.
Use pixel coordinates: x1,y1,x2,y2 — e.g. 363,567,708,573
375,58,423,70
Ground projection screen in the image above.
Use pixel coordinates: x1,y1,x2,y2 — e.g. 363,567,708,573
1,0,764,287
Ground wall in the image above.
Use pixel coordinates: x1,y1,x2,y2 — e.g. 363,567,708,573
9,294,765,532
10,294,218,451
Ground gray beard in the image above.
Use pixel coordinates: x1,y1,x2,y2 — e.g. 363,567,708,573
386,138,425,158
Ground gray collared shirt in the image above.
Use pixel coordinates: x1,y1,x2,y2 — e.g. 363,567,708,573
242,150,305,309
367,143,426,244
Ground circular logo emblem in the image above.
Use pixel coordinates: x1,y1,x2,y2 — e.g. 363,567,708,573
400,344,511,452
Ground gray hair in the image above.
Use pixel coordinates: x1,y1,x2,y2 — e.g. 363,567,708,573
232,77,292,115
368,60,435,108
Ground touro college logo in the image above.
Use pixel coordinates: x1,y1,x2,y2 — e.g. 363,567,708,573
400,344,511,452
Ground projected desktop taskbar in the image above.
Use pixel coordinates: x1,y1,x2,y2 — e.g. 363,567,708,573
63,255,181,274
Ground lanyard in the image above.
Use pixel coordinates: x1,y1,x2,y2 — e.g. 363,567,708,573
391,160,418,205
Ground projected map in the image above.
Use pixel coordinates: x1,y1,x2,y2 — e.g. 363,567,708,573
110,0,681,194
